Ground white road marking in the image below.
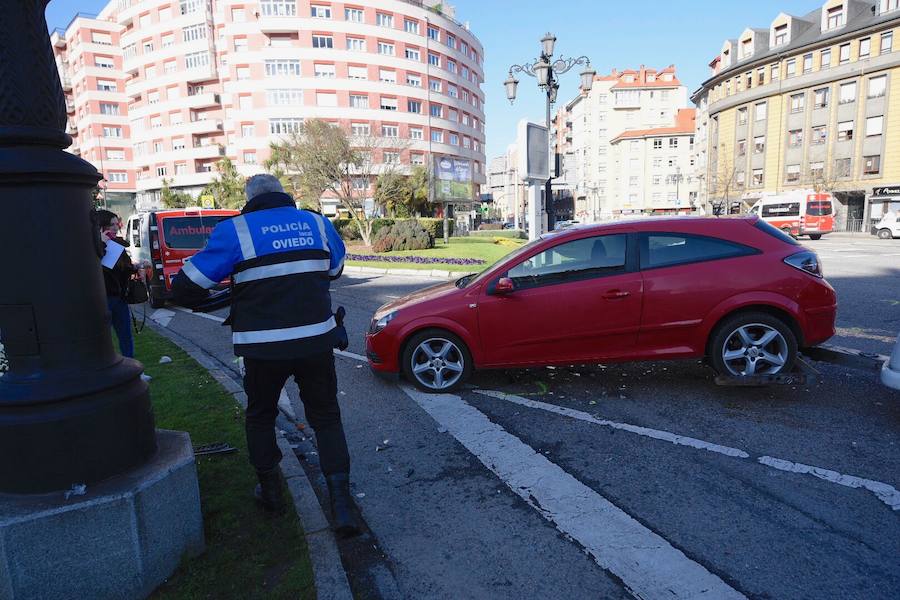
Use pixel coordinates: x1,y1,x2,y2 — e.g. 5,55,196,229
477,390,900,512
149,308,175,327
758,456,900,511
402,385,746,600
335,349,368,362
475,389,750,458
170,305,227,323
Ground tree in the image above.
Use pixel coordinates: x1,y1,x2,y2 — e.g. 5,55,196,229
202,157,246,209
160,178,193,209
407,166,432,217
710,151,740,215
265,132,330,211
264,119,408,245
375,172,413,218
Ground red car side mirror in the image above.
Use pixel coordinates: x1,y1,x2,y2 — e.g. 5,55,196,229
494,277,515,294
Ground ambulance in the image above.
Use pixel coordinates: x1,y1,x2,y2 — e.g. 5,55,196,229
748,190,834,240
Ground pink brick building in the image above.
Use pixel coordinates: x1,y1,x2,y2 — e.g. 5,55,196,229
52,0,486,216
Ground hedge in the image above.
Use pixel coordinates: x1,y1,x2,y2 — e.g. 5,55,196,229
470,229,527,239
418,218,455,240
330,217,456,241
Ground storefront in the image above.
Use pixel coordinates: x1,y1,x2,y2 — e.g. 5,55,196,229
868,185,900,232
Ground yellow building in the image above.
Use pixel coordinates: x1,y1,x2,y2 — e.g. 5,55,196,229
691,0,900,231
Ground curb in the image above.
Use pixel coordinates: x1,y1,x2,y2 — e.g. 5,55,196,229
344,265,476,280
144,321,353,600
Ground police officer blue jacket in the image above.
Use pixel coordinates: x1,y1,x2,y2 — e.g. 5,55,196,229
172,191,345,360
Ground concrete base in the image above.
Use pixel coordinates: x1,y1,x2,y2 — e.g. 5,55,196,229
0,430,204,600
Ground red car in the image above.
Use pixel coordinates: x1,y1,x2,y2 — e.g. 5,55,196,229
366,216,836,392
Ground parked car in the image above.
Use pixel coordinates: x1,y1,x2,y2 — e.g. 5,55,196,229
125,208,239,308
872,213,899,240
366,216,837,392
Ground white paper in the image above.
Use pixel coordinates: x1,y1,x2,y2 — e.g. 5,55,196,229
101,238,125,269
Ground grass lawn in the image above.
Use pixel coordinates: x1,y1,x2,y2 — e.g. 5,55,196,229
346,237,525,272
135,328,315,600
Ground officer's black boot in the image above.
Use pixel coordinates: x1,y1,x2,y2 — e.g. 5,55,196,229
326,473,360,537
254,468,286,514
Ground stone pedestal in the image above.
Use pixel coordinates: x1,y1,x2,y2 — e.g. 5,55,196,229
0,430,204,599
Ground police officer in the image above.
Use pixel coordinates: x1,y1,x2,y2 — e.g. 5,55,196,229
171,174,358,535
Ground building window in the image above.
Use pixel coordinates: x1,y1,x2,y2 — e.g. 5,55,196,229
755,101,767,121
379,69,396,83
407,100,422,113
427,26,439,41
348,66,368,80
839,43,850,64
863,155,881,175
376,13,393,27
382,151,399,164
156,166,167,177
882,31,893,53
737,139,747,155
868,75,887,98
429,79,441,92
380,97,398,111
180,0,203,14
345,8,363,22
108,171,128,182
430,104,442,118
99,102,119,115
270,118,303,134
381,125,399,138
431,130,443,143
449,133,459,146
241,124,255,137
346,123,367,137
668,137,678,148
265,59,301,76
164,60,177,74
312,35,333,49
811,125,827,144
310,5,331,18
771,63,780,81
653,139,663,149
839,81,856,104
757,68,765,86
349,94,368,108
405,19,419,34
234,38,248,52
752,168,764,186
148,91,160,105
236,66,251,80
346,37,366,51
834,157,852,177
860,37,871,59
826,6,844,30
183,23,206,42
316,92,337,107
785,58,796,78
813,87,829,108
808,161,824,180
266,89,303,105
753,135,765,153
314,63,336,78
185,51,210,70
866,115,884,137
405,47,420,61
837,120,854,141
447,60,457,74
784,165,801,183
820,48,832,69
409,127,423,140
95,56,115,69
773,24,788,46
790,93,805,113
802,53,813,73
788,129,803,147
411,153,425,165
378,42,395,56
406,73,421,87
448,84,458,98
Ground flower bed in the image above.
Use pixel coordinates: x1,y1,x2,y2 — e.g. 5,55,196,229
346,253,485,266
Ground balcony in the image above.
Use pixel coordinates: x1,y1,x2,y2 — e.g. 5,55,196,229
185,119,224,135
189,144,226,160
66,100,75,113
186,92,221,109
60,72,72,90
184,65,216,84
257,6,301,33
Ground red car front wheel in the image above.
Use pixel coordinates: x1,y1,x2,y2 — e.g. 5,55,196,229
402,329,473,393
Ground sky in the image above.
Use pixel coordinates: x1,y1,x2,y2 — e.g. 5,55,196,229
46,0,826,160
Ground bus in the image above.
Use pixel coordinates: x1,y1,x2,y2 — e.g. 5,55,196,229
748,191,834,240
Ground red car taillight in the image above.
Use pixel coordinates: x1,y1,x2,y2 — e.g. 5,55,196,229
784,251,823,278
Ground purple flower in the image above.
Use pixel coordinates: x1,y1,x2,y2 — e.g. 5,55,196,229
346,253,486,266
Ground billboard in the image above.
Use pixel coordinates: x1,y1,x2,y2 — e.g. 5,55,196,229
433,156,473,203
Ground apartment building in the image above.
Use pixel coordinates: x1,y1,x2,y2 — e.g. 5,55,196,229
52,0,487,216
691,0,900,230
554,66,691,222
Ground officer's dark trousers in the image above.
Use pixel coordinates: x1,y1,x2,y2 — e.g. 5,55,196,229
243,351,350,475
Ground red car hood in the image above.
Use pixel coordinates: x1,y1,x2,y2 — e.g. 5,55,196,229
378,280,461,314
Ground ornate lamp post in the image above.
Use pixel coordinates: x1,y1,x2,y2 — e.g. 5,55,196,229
505,33,595,231
0,0,156,494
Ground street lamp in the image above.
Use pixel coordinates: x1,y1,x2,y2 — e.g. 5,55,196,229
506,34,594,231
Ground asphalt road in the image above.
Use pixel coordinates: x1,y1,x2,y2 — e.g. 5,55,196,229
148,234,900,600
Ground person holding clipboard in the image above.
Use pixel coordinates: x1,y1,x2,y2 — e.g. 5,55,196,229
97,210,138,360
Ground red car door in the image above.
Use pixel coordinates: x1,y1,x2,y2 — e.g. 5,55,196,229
477,232,643,367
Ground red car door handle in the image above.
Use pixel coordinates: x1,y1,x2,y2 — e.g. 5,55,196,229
602,290,630,299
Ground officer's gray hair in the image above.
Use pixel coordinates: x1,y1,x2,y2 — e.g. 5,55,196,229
245,174,285,200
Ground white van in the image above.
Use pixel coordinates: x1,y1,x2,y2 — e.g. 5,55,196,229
873,213,899,239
